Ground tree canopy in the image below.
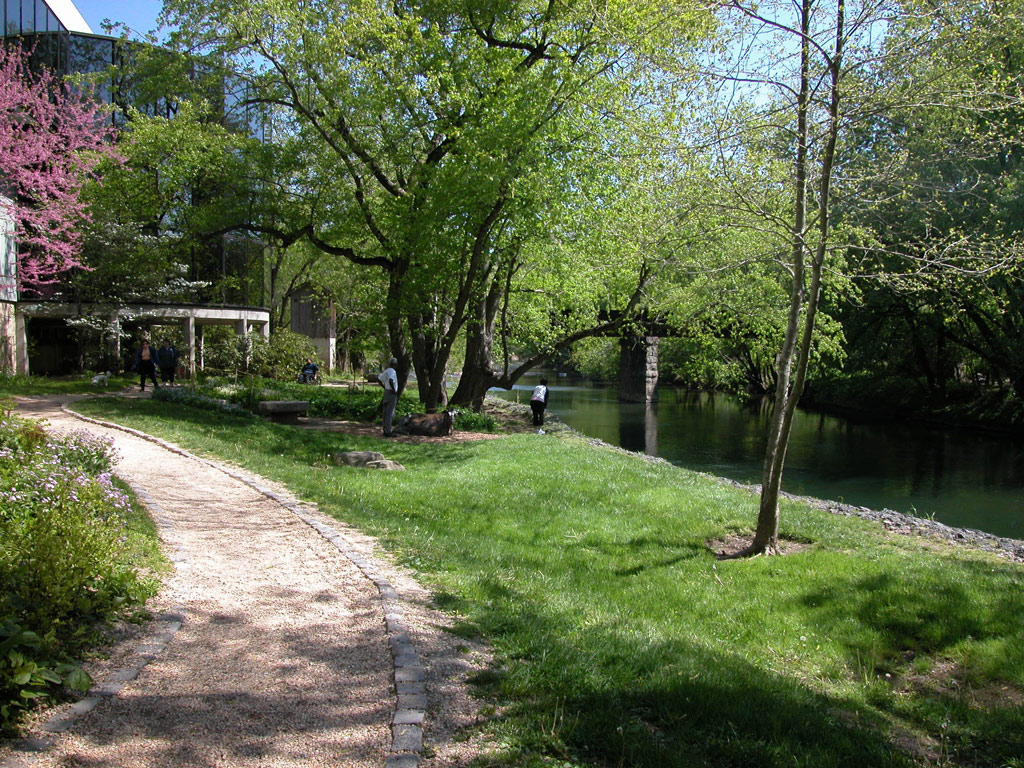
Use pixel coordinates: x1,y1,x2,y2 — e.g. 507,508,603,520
156,0,710,409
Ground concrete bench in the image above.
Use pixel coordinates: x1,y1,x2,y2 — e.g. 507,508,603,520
257,400,310,424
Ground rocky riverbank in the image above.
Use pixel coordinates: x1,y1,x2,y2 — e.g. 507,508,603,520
724,479,1024,564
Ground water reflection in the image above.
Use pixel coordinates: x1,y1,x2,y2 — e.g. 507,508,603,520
492,378,1024,539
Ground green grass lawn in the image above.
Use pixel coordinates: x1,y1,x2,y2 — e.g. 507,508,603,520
72,396,1024,768
111,473,174,583
0,373,133,396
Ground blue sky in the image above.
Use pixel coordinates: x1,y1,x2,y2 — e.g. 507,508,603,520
72,0,165,39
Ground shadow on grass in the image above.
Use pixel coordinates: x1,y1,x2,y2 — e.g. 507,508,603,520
609,539,706,577
793,559,1024,766
1,376,133,397
799,561,1024,666
461,585,912,768
448,550,1024,768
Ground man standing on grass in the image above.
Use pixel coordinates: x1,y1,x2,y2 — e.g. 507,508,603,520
379,358,399,437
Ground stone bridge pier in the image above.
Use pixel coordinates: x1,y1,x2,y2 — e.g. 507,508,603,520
619,335,658,403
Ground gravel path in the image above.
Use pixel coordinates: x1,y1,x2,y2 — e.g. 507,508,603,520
2,395,491,768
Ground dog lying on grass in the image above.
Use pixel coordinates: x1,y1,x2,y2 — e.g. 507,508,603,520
392,410,458,437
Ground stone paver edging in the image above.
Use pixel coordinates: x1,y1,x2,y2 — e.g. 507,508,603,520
60,401,426,768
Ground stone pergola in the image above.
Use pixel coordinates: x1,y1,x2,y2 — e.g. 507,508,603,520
9,302,270,376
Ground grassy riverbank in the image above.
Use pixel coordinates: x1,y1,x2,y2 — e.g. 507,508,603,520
73,396,1024,767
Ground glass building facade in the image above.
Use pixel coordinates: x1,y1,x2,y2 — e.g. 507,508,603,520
2,0,267,137
4,0,268,310
3,0,66,37
3,0,174,122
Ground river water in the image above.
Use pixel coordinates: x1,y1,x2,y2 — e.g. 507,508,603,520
493,377,1024,540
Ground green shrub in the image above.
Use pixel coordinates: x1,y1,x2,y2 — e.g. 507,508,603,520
0,622,89,729
189,378,418,423
151,386,255,417
1,474,143,634
201,329,270,379
0,418,47,455
454,410,497,432
305,387,394,420
259,329,318,380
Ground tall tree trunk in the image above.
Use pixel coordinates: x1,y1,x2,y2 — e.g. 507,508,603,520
454,323,499,411
749,0,814,556
340,323,351,375
450,276,505,410
384,269,412,393
746,0,843,556
409,309,456,412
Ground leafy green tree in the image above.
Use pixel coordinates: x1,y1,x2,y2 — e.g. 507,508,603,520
448,121,667,408
687,0,1016,555
160,0,706,410
75,36,302,310
303,252,390,375
570,338,619,382
837,0,1024,405
77,101,256,303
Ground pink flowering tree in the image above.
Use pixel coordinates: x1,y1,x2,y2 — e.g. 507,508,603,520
0,47,119,294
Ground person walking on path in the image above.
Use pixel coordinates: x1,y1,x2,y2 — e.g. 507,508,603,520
158,339,178,385
378,358,399,437
135,339,160,392
530,378,549,429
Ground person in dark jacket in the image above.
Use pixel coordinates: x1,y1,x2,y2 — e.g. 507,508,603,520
298,358,319,383
158,339,178,385
135,339,160,392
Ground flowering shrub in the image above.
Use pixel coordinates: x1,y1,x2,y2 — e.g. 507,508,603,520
45,430,120,476
0,48,120,291
0,416,155,730
0,417,47,455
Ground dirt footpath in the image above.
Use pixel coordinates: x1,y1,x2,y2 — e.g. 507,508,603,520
2,396,490,768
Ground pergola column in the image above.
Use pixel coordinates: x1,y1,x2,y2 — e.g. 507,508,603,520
184,314,196,378
14,308,28,376
0,302,14,374
108,312,121,372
